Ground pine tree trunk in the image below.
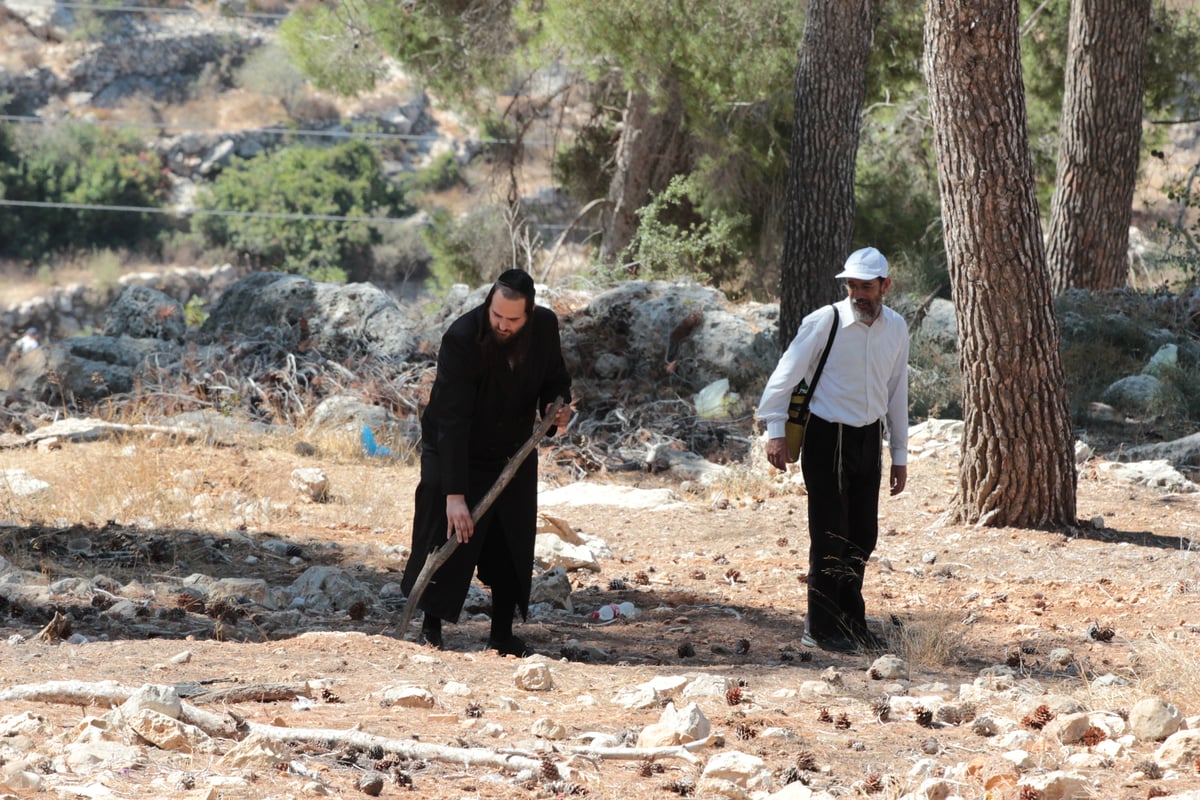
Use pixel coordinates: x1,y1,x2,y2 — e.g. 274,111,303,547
1046,0,1151,293
778,0,874,346
599,83,693,265
924,0,1077,528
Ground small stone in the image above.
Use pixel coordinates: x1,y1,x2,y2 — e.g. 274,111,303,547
356,772,385,796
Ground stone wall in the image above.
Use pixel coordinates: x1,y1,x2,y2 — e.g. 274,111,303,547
2,264,240,348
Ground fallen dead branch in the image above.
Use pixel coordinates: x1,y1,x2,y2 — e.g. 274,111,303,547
0,679,712,769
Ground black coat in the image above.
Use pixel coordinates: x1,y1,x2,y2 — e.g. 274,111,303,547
400,303,572,621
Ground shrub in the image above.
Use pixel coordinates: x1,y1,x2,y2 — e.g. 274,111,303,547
0,123,171,260
193,140,411,281
622,173,749,285
422,205,511,291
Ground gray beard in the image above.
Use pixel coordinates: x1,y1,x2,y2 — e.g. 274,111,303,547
852,303,879,324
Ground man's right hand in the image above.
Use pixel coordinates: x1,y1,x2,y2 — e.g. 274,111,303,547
446,494,473,543
766,437,790,471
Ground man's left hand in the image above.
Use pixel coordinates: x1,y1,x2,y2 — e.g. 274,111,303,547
890,465,907,496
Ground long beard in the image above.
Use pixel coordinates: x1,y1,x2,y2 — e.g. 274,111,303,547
482,317,530,368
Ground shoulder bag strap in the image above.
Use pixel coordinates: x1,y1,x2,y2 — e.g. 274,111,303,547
806,305,840,397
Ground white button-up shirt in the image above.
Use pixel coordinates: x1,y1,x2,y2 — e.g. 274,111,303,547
757,299,909,466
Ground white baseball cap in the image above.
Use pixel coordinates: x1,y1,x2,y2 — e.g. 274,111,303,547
835,247,888,280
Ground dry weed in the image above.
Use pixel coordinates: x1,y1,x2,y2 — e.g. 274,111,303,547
892,610,969,671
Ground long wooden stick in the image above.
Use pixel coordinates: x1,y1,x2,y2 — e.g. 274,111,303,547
397,396,566,635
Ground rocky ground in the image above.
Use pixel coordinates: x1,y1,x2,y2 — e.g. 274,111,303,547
1,419,1199,800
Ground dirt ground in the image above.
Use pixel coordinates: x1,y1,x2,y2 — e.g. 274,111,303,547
1,431,1200,799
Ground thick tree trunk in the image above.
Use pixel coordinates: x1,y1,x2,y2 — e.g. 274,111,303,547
599,83,693,265
924,0,1077,528
1045,0,1151,293
778,0,874,346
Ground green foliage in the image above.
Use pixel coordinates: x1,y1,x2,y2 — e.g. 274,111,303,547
0,123,171,259
552,112,619,204
184,295,209,329
70,0,123,41
623,174,749,284
279,3,388,96
193,140,411,281
422,205,512,291
398,151,463,196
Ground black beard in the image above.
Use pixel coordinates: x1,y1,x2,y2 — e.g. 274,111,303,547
481,315,531,368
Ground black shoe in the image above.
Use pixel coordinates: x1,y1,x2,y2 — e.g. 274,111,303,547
419,617,443,650
801,629,859,653
487,635,532,657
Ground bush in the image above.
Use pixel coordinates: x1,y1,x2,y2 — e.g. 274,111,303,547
0,123,171,260
623,174,749,285
422,205,512,291
194,140,412,281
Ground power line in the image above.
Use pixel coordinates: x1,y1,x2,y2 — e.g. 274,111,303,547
0,113,557,148
0,197,574,230
0,197,406,225
0,113,441,144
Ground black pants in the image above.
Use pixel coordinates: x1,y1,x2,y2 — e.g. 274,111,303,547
800,414,882,640
401,452,529,624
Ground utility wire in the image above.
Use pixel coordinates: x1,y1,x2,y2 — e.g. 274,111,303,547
0,197,405,224
0,197,574,230
0,113,557,148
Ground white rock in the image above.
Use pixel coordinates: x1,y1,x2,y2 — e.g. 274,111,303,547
219,734,288,768
534,535,600,572
611,683,659,709
1017,770,1092,800
442,681,472,697
114,684,183,723
1002,749,1033,769
0,469,50,497
127,709,216,753
635,720,679,748
514,662,553,691
377,685,435,708
681,673,734,699
1129,697,1184,741
648,675,690,699
531,717,568,740
290,467,329,501
699,750,772,796
1154,728,1200,767
867,654,907,680
63,740,143,773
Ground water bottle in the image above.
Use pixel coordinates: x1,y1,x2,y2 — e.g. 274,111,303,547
592,601,637,621
592,603,621,621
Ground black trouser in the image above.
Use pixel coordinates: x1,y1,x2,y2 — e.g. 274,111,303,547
800,414,882,640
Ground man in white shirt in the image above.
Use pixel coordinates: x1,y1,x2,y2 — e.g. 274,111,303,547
757,247,909,653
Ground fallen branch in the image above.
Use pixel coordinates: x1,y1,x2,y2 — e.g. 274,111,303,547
397,396,565,634
0,679,712,768
561,734,718,765
191,682,316,705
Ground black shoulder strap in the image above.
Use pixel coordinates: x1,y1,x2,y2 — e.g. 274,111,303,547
807,305,839,396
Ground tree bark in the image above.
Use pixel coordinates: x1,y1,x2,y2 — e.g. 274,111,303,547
778,0,875,347
924,0,1077,528
599,83,694,265
1045,0,1151,293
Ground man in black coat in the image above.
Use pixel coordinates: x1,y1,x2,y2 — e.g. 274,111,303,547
401,269,573,656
